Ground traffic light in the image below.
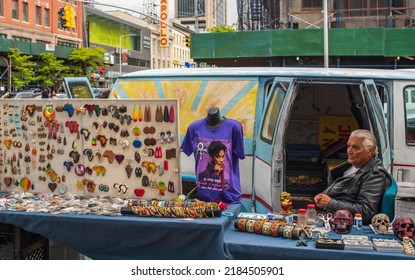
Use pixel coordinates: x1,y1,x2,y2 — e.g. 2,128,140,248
58,7,67,28
185,35,190,48
63,5,75,29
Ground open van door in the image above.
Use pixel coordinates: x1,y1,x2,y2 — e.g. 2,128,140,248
253,78,298,213
392,81,415,183
58,77,95,99
361,79,391,168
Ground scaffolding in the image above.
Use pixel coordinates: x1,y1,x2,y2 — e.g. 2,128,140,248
237,0,415,31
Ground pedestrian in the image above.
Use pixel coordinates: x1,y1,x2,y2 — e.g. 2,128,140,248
41,87,50,99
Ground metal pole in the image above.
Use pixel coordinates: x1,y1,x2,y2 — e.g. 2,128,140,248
8,57,11,93
194,0,198,33
323,0,329,68
119,34,137,75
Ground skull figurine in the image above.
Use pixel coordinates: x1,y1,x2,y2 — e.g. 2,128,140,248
371,213,390,235
392,216,415,241
331,209,353,234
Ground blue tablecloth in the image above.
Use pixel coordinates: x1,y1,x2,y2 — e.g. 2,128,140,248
0,204,240,260
224,224,415,260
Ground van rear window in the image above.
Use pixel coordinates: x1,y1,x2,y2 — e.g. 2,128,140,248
404,87,415,145
68,82,93,99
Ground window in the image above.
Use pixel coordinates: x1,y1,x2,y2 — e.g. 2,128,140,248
404,87,415,145
0,0,3,17
57,41,77,48
302,0,322,10
36,6,41,25
260,81,288,143
12,36,31,42
12,0,18,20
335,0,405,17
44,8,50,27
22,2,28,22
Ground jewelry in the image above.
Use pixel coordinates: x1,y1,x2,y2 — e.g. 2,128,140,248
237,219,247,231
262,221,271,235
254,220,264,234
283,225,293,239
245,219,255,233
278,225,285,237
270,222,281,237
291,226,303,239
403,237,415,255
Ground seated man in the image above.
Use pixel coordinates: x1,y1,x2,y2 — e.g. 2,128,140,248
314,129,390,225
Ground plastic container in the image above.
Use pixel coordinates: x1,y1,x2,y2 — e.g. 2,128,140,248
306,204,317,225
353,213,363,229
297,209,307,227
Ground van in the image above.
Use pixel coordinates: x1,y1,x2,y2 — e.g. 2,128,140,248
57,77,95,99
110,67,415,215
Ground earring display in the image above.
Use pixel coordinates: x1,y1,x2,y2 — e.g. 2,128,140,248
0,99,180,201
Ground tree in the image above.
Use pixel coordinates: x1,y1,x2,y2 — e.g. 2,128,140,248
67,46,106,76
8,48,37,90
206,24,237,33
37,52,70,89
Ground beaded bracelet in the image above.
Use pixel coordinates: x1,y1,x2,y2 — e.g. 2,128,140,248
283,225,294,239
237,219,247,231
254,220,264,234
245,219,256,233
269,222,280,237
262,221,271,235
291,226,303,239
278,225,286,237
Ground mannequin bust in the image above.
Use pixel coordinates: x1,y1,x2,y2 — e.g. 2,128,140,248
206,107,224,129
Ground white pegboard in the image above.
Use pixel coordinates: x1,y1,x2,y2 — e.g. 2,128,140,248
0,99,181,200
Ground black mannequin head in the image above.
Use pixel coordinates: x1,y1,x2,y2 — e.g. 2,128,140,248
206,107,224,129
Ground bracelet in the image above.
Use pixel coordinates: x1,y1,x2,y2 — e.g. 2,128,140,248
262,222,271,235
245,219,255,233
291,226,303,240
283,225,293,239
278,225,285,237
236,219,247,231
269,222,280,237
254,220,264,234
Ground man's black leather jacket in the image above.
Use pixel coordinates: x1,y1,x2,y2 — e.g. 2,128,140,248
323,157,390,225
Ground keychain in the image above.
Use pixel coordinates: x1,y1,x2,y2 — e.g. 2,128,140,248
402,237,415,255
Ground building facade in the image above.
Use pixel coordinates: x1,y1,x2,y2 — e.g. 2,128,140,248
191,0,415,68
237,0,413,31
0,0,84,92
85,8,152,86
175,0,227,31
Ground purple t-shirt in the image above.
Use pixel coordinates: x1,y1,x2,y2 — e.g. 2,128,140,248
181,117,245,204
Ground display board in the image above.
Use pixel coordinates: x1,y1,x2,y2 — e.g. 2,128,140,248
0,99,180,200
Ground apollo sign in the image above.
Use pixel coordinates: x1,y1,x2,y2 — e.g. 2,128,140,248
160,0,169,48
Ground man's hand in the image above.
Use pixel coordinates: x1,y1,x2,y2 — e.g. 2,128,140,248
314,193,332,209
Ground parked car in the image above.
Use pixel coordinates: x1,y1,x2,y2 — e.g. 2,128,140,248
5,90,42,99
92,87,110,98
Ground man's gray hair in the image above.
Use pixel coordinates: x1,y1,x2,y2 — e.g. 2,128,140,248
350,129,378,156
